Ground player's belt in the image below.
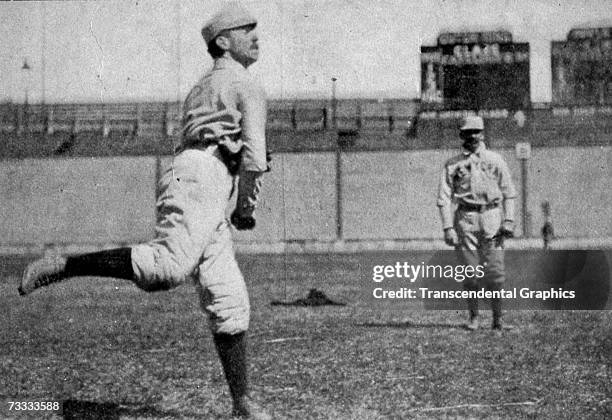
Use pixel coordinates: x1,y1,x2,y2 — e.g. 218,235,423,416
175,138,217,152
176,140,225,162
458,202,500,212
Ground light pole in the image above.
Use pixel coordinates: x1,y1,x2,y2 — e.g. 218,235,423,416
22,59,32,105
21,59,32,133
331,77,337,129
331,77,342,240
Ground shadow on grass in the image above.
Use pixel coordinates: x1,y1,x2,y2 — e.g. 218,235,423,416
355,321,465,329
62,399,201,419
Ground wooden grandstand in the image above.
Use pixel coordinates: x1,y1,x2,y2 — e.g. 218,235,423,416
0,99,611,159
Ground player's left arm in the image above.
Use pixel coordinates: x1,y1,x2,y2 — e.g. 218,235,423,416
437,162,458,246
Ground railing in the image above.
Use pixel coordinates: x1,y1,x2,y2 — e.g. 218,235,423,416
1,100,611,159
0,102,182,138
0,99,419,137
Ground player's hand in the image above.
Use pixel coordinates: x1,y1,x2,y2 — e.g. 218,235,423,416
498,220,514,238
443,228,458,247
231,211,256,231
265,149,272,172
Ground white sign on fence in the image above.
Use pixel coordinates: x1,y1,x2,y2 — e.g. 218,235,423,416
515,142,531,159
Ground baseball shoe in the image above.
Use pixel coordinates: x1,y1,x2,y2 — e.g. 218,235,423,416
492,319,515,331
464,316,479,331
231,396,272,420
19,255,67,296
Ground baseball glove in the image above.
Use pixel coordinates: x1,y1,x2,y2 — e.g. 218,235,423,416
230,211,256,230
494,220,514,247
498,219,515,238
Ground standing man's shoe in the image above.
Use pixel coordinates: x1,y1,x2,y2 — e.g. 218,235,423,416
465,316,480,331
232,396,272,419
492,319,515,331
19,256,67,296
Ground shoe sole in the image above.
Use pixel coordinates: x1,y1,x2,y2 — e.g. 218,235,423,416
19,266,35,296
18,258,65,296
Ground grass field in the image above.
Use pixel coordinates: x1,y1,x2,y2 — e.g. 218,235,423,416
1,251,611,419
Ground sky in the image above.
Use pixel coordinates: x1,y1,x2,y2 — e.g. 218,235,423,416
2,0,611,103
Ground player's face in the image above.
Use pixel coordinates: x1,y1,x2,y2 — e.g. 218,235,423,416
460,130,483,152
225,24,259,67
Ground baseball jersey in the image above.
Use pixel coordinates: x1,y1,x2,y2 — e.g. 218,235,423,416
437,141,517,209
183,56,268,173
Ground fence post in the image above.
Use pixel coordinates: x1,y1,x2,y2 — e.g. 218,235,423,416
521,159,530,237
163,102,169,137
154,155,162,226
15,104,23,135
134,104,142,137
46,106,54,135
322,107,328,130
335,142,343,241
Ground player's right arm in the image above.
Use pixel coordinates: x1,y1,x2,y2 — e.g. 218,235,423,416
437,162,458,246
236,78,267,172
231,76,268,230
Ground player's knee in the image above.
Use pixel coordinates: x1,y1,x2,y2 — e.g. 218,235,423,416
203,293,250,335
131,245,194,292
462,277,479,290
485,264,505,283
209,307,250,335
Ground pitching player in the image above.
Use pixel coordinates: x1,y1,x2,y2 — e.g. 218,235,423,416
19,4,270,419
437,115,517,331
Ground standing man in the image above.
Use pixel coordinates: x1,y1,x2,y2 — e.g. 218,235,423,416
437,115,517,331
19,3,271,419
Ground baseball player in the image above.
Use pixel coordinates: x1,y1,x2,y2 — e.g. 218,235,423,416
19,4,271,419
437,115,517,331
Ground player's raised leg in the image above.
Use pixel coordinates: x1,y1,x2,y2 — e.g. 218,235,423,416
19,150,230,297
19,247,134,296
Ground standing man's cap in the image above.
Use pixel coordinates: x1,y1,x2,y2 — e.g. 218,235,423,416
201,3,257,44
459,115,484,131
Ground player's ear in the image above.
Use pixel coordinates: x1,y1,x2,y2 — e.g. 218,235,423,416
215,33,231,51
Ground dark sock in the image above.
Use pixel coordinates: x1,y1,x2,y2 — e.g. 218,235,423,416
491,297,502,324
213,332,248,403
64,247,134,280
467,298,479,319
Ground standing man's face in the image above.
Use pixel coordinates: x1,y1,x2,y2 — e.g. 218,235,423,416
460,130,483,153
220,24,259,67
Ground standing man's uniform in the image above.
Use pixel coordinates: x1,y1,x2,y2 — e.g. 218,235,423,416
20,4,271,419
437,115,517,330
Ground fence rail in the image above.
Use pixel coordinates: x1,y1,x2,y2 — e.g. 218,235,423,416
1,100,611,159
0,99,419,137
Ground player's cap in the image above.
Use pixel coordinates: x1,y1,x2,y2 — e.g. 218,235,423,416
201,3,257,44
459,115,484,131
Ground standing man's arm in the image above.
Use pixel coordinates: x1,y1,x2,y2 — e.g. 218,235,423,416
498,159,518,237
437,164,458,246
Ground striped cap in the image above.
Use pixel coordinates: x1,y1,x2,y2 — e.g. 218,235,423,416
201,3,257,44
459,115,484,131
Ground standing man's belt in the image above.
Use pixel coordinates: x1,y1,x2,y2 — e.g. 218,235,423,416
458,202,500,212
